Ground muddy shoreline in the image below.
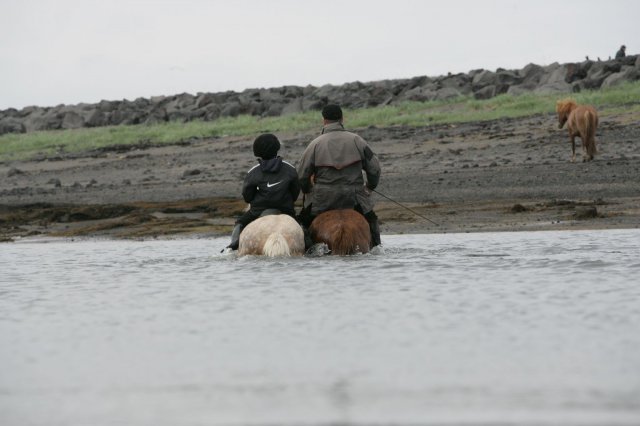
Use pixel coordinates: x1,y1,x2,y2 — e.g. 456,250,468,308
1,110,639,243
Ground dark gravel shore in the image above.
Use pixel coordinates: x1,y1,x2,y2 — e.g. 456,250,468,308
1,109,639,242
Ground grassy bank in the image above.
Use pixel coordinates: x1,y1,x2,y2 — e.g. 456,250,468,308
2,81,640,162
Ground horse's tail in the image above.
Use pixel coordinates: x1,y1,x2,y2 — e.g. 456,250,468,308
263,233,291,257
330,228,352,256
584,109,597,157
331,227,368,255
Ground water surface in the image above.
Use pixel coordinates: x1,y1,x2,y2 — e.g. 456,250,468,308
1,229,639,425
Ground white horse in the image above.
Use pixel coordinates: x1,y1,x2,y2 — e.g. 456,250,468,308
238,214,305,257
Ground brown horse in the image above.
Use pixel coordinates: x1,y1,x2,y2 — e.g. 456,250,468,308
309,209,371,255
556,99,599,162
238,214,305,257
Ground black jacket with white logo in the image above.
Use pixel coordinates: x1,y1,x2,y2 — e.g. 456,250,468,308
242,157,300,215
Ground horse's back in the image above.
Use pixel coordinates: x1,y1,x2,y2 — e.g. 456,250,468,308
571,104,598,156
570,105,598,131
238,214,304,256
310,209,371,255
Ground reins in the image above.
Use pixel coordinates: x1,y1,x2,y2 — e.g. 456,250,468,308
371,188,439,226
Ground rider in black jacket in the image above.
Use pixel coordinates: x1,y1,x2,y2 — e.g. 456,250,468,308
224,133,300,250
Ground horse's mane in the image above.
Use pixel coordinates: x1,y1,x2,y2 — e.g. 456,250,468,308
556,98,577,120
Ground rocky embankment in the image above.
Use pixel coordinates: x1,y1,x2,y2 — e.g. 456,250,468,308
1,55,639,135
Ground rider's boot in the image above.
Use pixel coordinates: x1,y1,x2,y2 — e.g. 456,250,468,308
226,224,243,250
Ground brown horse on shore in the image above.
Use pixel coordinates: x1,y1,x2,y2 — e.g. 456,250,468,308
309,209,371,255
238,214,305,257
556,99,599,162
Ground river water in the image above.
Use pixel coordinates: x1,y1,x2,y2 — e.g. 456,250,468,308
1,229,639,425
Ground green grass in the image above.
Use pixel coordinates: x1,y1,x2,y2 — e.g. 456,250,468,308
2,80,640,162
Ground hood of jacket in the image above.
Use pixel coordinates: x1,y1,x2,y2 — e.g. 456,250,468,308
259,156,283,173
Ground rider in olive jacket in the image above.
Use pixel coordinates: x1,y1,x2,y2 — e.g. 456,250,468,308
297,104,382,247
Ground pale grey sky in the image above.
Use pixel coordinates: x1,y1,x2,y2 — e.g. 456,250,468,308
1,0,638,109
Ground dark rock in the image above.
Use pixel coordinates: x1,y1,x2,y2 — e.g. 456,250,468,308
0,117,25,134
7,167,25,177
474,85,496,100
511,203,528,213
574,206,598,219
435,87,463,100
143,106,168,125
182,169,201,178
601,66,640,88
472,70,497,91
281,98,304,115
565,61,592,83
220,102,242,117
85,110,109,127
263,103,285,117
61,111,84,129
496,70,522,87
202,104,221,120
519,63,545,85
196,93,215,109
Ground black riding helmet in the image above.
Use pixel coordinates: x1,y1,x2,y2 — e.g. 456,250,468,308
253,133,280,159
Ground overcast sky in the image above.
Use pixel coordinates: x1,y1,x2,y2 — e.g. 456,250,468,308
1,0,638,110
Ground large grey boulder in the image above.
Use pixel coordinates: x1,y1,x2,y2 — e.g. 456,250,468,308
143,106,168,125
435,87,463,100
495,69,523,95
85,110,109,127
519,63,545,85
201,103,221,120
534,63,572,93
507,64,547,96
281,98,304,116
61,111,85,129
402,86,438,102
601,66,640,88
472,70,497,91
439,73,473,95
0,117,25,134
474,85,496,100
220,102,242,118
564,61,593,83
576,61,622,90
262,102,285,117
22,107,63,132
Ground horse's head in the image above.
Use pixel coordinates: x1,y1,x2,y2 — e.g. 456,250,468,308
556,99,576,129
